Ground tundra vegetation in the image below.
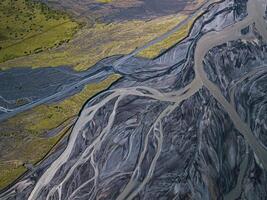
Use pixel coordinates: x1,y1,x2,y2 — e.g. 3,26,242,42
0,14,188,71
137,18,195,58
0,0,80,63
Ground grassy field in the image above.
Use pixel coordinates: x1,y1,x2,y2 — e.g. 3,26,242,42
0,74,120,190
137,18,195,59
0,14,187,71
0,0,80,63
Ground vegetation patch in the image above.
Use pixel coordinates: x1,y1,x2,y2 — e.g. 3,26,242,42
0,74,120,190
0,165,26,191
0,14,188,71
0,0,80,63
96,0,113,3
137,18,195,59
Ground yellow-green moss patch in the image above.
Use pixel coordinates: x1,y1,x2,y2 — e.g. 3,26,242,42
96,0,113,3
0,0,80,63
137,18,195,59
0,14,188,71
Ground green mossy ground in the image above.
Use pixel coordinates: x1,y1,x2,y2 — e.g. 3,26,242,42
0,0,80,63
137,17,194,59
0,14,188,71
